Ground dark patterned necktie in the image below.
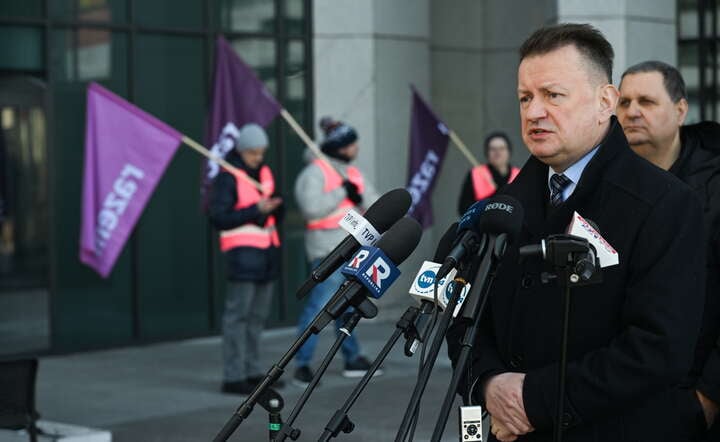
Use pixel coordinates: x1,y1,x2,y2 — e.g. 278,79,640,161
549,173,572,207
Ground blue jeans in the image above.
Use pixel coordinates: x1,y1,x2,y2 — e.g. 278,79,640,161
295,259,361,367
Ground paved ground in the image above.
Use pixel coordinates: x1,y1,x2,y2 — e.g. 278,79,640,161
30,315,472,441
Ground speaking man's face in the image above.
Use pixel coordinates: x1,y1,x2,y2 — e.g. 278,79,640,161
617,71,687,151
517,44,617,172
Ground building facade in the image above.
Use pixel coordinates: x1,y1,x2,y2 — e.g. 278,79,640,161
0,0,713,356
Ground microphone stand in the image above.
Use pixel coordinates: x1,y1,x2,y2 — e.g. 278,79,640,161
430,235,505,441
212,283,378,442
318,305,424,441
394,248,484,442
524,235,602,442
274,311,363,442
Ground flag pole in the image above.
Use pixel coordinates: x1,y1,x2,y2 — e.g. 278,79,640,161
181,135,264,191
448,130,480,168
279,108,347,179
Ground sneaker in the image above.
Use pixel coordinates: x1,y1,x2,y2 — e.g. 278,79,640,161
247,375,285,389
293,365,314,387
221,380,255,395
343,356,383,378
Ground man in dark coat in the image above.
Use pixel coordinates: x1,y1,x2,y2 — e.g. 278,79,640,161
449,24,706,442
618,60,720,440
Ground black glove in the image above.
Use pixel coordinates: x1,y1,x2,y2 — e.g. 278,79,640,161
341,180,363,205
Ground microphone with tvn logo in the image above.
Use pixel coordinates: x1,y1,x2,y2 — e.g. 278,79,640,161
396,194,525,442
296,188,412,299
404,222,471,356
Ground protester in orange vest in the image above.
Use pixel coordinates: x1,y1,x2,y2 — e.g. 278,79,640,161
292,116,380,387
208,123,284,395
457,131,521,215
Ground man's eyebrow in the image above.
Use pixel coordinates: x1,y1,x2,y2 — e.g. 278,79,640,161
517,83,568,94
619,94,656,102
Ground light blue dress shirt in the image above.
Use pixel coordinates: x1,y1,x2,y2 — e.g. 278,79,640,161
547,145,600,203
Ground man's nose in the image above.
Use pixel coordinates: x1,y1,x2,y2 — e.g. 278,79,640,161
525,97,547,121
625,100,642,118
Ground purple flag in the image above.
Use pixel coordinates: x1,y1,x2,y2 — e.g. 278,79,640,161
406,86,450,229
79,82,183,278
204,36,282,185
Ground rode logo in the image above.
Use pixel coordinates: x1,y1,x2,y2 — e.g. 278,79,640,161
485,202,514,213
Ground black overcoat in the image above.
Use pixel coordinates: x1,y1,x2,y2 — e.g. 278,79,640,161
457,118,707,441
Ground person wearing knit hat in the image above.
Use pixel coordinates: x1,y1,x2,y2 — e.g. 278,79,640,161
208,122,285,395
292,116,381,386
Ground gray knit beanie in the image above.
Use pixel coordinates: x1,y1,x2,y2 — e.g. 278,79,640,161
235,123,269,151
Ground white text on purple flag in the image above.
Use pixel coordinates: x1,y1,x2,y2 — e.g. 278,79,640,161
407,149,440,214
95,163,144,255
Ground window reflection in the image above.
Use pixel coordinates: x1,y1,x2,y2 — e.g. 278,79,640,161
222,0,275,33
0,76,49,355
61,29,112,81
230,39,277,95
78,0,112,22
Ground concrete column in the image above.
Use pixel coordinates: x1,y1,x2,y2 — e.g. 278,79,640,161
313,1,431,315
554,0,677,83
429,0,553,231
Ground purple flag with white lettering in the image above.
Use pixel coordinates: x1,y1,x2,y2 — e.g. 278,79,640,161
80,82,182,278
203,36,282,191
406,86,450,228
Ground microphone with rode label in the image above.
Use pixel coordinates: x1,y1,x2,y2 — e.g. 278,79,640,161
296,188,412,299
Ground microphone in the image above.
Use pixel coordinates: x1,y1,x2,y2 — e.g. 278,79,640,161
428,196,524,441
404,223,464,355
311,217,423,331
435,200,488,281
297,188,412,299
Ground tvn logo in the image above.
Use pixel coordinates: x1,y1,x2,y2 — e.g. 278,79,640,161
342,246,400,299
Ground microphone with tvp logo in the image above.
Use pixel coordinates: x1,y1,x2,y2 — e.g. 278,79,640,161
296,188,412,299
311,217,423,332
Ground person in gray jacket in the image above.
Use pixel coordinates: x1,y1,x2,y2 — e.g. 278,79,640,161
292,116,380,386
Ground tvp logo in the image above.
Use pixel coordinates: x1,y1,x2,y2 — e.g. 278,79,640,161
341,246,400,299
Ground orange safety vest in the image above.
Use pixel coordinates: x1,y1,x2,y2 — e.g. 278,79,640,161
306,159,365,230
471,164,520,201
219,165,281,251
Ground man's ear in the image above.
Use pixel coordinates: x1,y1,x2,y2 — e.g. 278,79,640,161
676,98,689,126
599,84,620,123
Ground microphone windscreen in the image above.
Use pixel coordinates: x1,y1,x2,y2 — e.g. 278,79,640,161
457,200,487,233
433,222,458,262
478,195,524,243
377,217,423,265
364,188,412,233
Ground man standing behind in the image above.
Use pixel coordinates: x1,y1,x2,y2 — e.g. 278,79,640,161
449,24,705,442
293,117,380,386
618,60,720,440
209,123,284,395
